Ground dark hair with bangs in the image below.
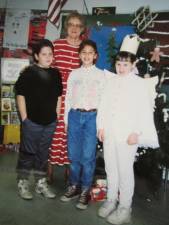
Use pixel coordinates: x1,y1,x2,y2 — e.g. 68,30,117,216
79,39,98,54
115,51,136,63
79,39,98,65
32,39,54,62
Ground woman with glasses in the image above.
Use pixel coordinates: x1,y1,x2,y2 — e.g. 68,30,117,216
48,12,86,183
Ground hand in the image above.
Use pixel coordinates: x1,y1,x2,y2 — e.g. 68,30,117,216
22,115,27,122
127,133,139,145
98,129,104,142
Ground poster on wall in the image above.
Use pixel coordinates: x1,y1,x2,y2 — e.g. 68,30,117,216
28,10,48,63
1,58,29,84
29,10,48,47
1,112,10,125
3,10,48,60
3,9,31,49
1,98,12,111
92,7,116,16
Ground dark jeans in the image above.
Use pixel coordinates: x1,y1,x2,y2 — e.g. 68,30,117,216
17,119,56,180
67,109,97,190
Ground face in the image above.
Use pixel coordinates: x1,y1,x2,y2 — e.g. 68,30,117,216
115,60,134,76
67,17,83,39
35,46,53,68
79,45,97,67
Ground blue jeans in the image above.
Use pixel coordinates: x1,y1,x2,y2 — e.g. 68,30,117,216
17,119,56,180
67,109,97,190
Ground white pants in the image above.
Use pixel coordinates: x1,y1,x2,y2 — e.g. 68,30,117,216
104,138,138,208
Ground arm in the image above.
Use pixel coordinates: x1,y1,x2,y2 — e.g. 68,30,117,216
98,129,105,142
64,72,73,128
15,68,29,122
56,96,62,118
16,95,27,121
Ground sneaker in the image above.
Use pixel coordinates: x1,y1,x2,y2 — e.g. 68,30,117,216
107,206,131,225
60,185,80,202
35,178,56,199
18,179,33,200
98,200,116,218
76,189,90,210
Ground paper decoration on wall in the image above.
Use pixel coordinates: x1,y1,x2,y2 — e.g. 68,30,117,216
141,12,169,65
131,6,158,32
28,10,48,47
3,9,30,49
1,58,29,83
150,47,164,63
3,10,48,59
1,85,11,98
1,112,10,125
1,98,12,111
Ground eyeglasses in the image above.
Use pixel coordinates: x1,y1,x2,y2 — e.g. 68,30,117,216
67,22,82,29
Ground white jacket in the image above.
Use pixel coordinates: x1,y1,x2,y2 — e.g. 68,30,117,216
97,71,159,149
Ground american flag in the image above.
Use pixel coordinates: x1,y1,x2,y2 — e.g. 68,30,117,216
47,0,68,27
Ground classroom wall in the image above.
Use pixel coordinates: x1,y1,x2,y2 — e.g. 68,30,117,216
1,0,169,40
1,0,169,12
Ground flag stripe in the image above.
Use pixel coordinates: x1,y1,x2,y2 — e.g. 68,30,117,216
61,0,67,8
53,14,61,26
48,0,55,10
48,0,60,17
50,6,60,22
47,0,67,28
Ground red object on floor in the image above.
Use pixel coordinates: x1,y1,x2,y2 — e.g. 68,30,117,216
90,186,107,202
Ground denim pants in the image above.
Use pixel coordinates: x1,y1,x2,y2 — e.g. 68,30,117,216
17,119,56,180
67,109,97,190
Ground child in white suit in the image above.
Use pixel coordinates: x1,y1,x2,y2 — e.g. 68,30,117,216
97,35,159,225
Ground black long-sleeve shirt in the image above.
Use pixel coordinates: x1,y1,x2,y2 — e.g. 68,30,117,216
15,64,63,125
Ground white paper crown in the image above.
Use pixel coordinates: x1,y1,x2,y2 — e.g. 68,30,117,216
120,34,140,55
